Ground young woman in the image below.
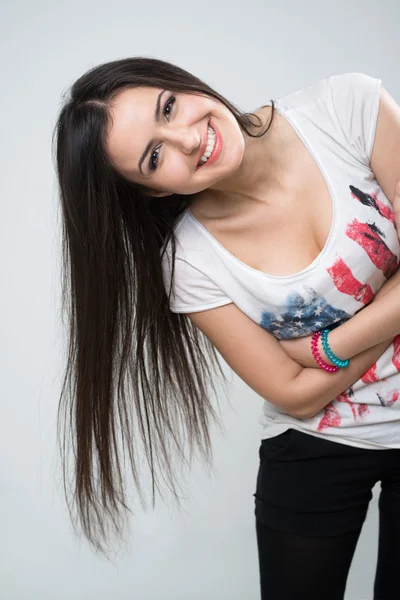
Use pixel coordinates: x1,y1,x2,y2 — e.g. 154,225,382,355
54,57,400,598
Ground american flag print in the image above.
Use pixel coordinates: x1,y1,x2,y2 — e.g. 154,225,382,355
317,401,341,430
316,182,400,432
327,257,375,304
318,388,370,430
392,335,400,372
327,185,397,302
361,362,379,384
376,389,399,407
345,219,398,278
350,185,395,224
259,286,350,340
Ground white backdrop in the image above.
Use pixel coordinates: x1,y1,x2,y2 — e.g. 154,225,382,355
1,0,398,598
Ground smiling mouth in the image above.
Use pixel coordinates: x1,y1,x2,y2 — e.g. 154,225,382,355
197,122,217,169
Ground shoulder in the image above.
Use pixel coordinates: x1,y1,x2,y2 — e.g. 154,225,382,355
276,72,382,166
160,210,231,314
276,72,381,115
160,210,196,258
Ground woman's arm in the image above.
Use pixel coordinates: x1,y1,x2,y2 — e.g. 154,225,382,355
285,170,400,411
187,301,394,420
326,275,400,359
279,264,400,369
280,181,400,368
327,180,400,358
322,88,400,360
330,86,400,354
288,337,394,419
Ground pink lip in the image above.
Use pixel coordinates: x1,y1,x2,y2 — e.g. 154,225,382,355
197,120,222,169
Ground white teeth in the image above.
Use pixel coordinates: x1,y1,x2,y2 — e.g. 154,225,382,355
199,126,216,165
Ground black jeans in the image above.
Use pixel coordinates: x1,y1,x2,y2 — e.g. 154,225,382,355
253,428,400,600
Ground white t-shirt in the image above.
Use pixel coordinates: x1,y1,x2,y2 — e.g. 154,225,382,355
161,72,400,450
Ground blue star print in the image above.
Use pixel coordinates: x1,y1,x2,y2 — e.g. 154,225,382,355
259,286,350,339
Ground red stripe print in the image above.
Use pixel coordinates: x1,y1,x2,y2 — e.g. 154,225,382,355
392,335,400,371
337,390,370,421
317,389,370,431
361,362,379,383
357,404,370,418
350,186,395,224
346,219,398,277
327,258,375,304
317,402,341,431
370,193,395,224
376,389,399,407
337,391,357,418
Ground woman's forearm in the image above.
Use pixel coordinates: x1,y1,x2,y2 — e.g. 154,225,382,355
374,264,400,298
286,337,394,419
279,266,400,369
327,276,400,360
326,180,400,361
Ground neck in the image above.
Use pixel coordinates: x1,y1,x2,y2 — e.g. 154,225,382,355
201,106,291,214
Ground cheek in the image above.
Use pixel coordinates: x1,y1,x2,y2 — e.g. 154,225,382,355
161,156,192,187
181,95,216,120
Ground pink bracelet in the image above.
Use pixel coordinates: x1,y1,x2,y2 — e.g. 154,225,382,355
311,332,339,373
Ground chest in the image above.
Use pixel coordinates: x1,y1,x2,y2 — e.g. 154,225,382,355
191,155,333,277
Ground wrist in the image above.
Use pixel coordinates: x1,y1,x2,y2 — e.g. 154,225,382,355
317,335,336,366
325,322,357,361
321,328,350,368
310,329,351,372
311,332,339,373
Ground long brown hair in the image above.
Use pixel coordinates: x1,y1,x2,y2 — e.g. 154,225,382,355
53,56,275,557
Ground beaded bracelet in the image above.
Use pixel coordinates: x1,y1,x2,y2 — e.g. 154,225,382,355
321,328,350,368
311,332,339,373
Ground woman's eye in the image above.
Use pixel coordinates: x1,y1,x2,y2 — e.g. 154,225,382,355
149,146,161,172
163,95,176,119
149,96,176,171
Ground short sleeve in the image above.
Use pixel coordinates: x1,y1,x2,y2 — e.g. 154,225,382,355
327,72,382,165
161,251,232,314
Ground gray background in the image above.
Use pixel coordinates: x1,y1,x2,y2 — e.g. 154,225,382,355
0,0,398,598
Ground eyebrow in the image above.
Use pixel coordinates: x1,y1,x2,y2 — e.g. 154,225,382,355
138,89,165,176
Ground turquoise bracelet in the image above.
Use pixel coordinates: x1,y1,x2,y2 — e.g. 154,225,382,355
321,329,350,368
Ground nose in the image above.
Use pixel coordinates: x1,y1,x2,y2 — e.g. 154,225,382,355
160,124,201,155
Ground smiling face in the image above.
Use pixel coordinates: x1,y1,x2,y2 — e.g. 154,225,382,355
106,86,246,196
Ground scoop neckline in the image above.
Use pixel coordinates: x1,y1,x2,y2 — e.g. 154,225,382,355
185,101,338,281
